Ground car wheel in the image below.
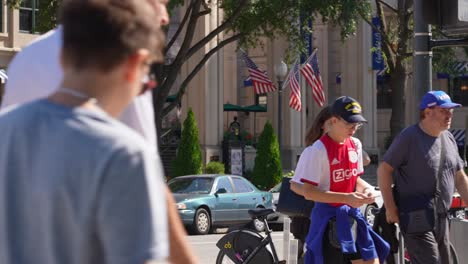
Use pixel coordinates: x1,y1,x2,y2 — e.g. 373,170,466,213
364,204,378,226
192,208,211,235
452,209,466,220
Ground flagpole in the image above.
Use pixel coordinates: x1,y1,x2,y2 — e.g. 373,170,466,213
281,57,300,91
302,48,318,66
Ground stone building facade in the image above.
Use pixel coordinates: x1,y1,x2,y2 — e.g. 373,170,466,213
174,3,468,171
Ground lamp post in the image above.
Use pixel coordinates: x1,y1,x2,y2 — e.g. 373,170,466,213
274,60,288,155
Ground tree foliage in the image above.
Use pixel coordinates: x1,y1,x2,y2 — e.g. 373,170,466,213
361,0,465,141
154,0,371,138
204,161,225,174
7,0,61,33
9,0,372,141
251,121,282,190
171,108,202,178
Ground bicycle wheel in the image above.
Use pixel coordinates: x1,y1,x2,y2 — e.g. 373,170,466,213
450,242,458,264
215,229,274,264
215,249,274,264
215,251,237,264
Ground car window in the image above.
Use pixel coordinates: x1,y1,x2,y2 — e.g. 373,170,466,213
232,177,253,193
168,177,214,194
216,177,233,193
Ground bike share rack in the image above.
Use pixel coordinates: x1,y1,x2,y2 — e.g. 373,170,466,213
281,218,299,264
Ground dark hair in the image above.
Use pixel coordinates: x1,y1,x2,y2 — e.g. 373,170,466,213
60,0,164,72
305,106,333,146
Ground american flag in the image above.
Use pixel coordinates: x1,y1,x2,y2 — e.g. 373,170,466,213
300,49,325,107
287,62,301,111
241,51,276,94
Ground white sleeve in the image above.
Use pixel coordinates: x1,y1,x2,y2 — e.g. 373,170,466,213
292,142,327,186
118,92,158,154
352,137,364,175
2,28,62,109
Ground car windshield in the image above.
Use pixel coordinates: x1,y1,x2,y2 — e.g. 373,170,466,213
168,177,214,194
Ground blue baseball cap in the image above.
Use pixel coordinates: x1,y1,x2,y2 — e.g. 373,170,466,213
419,90,461,110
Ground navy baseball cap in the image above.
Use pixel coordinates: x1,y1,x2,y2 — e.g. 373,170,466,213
331,96,367,123
419,90,461,110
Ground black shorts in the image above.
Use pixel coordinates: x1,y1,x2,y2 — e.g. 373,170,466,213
322,223,361,262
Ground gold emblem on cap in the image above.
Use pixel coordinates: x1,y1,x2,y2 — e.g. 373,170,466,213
345,102,362,114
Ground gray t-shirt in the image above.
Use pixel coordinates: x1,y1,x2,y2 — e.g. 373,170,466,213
384,124,464,212
0,100,168,264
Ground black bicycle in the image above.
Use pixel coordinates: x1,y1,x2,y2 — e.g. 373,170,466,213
215,208,286,264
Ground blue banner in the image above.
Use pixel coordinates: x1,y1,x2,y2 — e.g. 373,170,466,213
300,16,313,64
372,16,384,70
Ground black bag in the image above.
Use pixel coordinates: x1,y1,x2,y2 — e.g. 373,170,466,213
276,177,314,218
399,206,436,234
327,217,357,249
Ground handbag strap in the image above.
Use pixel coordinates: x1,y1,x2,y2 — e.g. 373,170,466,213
435,134,446,199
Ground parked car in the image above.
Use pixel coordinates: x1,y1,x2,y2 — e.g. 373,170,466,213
268,179,384,227
168,174,273,235
450,191,467,219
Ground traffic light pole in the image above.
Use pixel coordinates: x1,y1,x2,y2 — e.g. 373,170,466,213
413,0,468,121
413,0,432,119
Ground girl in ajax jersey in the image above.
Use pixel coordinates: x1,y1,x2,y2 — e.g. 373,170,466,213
295,96,390,264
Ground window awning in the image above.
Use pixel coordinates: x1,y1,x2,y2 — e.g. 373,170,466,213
449,129,465,147
223,103,244,112
437,61,468,79
0,69,7,84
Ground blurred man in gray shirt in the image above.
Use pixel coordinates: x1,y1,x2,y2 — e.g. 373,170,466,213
0,0,170,263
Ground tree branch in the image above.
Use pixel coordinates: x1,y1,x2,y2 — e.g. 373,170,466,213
360,12,395,56
200,0,210,11
173,0,203,61
376,0,398,70
165,0,195,53
160,0,204,90
376,0,398,13
401,52,412,58
198,0,211,16
184,0,249,61
162,34,243,116
197,9,211,16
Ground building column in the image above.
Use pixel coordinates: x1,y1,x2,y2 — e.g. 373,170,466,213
359,22,379,154
203,5,224,163
341,21,378,154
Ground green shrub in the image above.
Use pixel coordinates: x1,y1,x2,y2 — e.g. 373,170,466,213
171,108,202,178
243,169,253,181
204,161,225,174
251,121,282,190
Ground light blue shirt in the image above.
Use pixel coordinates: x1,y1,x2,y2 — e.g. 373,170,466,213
0,100,168,264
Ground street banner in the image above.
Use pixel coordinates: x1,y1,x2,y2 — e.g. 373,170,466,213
372,16,384,70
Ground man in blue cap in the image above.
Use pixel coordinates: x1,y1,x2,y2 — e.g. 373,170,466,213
378,90,468,263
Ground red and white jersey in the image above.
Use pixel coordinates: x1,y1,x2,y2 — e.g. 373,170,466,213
293,135,364,206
